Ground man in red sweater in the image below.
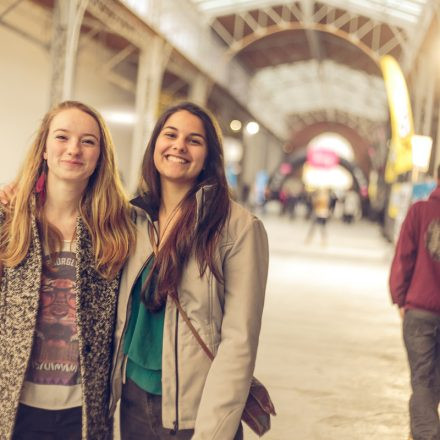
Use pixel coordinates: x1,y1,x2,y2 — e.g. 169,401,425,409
390,166,440,440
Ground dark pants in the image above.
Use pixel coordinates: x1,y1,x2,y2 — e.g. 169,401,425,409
404,309,440,440
12,404,81,440
121,378,244,440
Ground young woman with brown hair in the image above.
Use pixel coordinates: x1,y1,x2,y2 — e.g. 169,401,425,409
109,102,269,439
0,100,135,439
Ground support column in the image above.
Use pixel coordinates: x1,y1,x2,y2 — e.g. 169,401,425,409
128,36,170,194
189,73,211,106
49,0,88,107
422,58,435,136
413,59,425,134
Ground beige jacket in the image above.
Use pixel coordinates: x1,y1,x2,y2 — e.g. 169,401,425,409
110,188,269,439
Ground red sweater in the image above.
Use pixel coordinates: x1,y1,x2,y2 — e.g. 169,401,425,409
389,186,440,313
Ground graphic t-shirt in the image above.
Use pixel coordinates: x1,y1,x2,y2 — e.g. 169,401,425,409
20,241,82,409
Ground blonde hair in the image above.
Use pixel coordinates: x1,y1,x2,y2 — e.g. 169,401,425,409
0,101,135,279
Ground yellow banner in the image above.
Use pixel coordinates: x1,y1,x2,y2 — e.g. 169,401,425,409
380,55,414,182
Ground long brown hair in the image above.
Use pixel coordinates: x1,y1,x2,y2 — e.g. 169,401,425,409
139,101,231,311
0,101,135,279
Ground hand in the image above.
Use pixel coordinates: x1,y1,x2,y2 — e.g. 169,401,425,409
0,183,16,205
399,307,405,319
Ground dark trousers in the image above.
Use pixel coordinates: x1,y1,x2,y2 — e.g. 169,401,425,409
121,378,244,440
12,403,81,440
404,309,440,440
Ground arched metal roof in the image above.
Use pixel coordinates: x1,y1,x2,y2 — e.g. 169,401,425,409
192,0,428,29
189,0,436,141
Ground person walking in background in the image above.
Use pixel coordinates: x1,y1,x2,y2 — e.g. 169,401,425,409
342,188,360,224
305,187,330,245
109,102,269,439
0,101,135,439
389,165,440,440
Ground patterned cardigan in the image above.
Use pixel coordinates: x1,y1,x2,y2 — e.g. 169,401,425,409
0,207,120,440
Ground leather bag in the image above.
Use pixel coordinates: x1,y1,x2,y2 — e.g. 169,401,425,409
172,297,276,436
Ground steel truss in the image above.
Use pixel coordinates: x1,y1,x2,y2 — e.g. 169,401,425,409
191,0,436,145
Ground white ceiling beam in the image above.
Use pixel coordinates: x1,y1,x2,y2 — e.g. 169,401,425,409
332,11,353,29
210,18,234,45
0,0,25,20
232,14,245,41
401,0,435,72
353,19,375,40
313,3,329,22
241,11,260,32
378,35,401,56
287,2,304,21
320,0,417,30
302,0,324,60
263,6,282,24
388,24,408,48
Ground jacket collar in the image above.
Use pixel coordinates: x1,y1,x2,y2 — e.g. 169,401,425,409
130,184,217,225
130,192,159,222
429,186,440,202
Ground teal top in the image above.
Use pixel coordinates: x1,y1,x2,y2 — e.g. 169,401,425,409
123,256,165,395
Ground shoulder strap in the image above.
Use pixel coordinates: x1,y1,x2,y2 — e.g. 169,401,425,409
172,296,214,361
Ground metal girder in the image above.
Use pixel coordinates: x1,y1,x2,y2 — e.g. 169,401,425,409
287,109,386,143
0,0,24,20
0,0,51,48
0,19,47,48
99,45,138,93
86,0,152,49
205,1,411,65
189,0,436,136
77,16,104,51
191,1,434,73
193,0,428,31
101,44,137,72
322,0,427,31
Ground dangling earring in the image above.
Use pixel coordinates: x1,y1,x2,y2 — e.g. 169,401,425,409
36,159,48,204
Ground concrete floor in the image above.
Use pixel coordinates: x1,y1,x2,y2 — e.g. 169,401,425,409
245,213,410,440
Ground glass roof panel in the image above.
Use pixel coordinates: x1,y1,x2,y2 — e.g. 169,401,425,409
320,0,428,27
190,0,295,16
190,0,429,28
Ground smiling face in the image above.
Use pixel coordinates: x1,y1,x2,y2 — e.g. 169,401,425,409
153,110,208,191
44,108,101,188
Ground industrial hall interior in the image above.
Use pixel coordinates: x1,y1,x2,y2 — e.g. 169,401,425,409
2,0,440,439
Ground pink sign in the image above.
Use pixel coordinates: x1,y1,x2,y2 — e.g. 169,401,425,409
280,162,292,175
307,149,339,169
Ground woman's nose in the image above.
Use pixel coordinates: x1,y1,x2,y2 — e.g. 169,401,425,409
67,139,81,155
172,136,186,152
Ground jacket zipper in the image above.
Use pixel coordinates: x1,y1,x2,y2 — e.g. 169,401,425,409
109,253,154,411
170,307,179,435
110,215,159,402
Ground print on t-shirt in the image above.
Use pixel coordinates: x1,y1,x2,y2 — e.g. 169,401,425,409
25,250,79,386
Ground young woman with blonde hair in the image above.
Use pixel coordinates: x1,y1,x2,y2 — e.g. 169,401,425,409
0,100,135,439
110,102,269,439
